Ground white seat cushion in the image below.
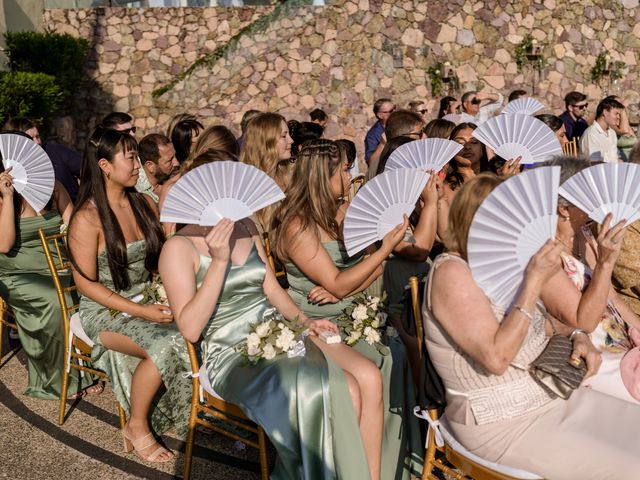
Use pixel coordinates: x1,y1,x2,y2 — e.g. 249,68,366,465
198,364,224,401
438,415,542,479
70,313,94,348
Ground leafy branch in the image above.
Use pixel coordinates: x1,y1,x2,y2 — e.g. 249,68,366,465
515,35,545,72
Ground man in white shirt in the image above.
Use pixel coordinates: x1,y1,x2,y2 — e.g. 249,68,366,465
456,91,504,125
580,97,624,163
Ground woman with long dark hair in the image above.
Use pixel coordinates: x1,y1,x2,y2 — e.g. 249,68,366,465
170,118,204,165
449,122,490,180
0,134,95,400
67,126,190,462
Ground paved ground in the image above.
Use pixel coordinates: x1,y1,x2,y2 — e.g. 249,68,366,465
0,335,270,480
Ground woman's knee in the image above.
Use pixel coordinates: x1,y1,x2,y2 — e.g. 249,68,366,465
343,370,362,419
354,361,383,398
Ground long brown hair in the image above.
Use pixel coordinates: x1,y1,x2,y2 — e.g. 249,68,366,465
240,112,291,230
445,172,503,260
272,139,345,262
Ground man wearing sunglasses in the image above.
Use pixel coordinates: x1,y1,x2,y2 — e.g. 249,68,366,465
458,90,504,125
559,91,589,142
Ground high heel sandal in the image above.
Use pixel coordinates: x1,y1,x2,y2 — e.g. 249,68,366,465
122,429,174,463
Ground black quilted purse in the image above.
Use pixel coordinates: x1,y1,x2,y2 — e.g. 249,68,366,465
529,334,587,399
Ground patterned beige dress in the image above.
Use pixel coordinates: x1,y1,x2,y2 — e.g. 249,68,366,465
423,254,640,479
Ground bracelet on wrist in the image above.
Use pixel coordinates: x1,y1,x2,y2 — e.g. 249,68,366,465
513,305,535,322
570,329,589,342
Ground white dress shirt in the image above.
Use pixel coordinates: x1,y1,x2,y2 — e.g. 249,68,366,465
580,121,619,163
457,93,505,125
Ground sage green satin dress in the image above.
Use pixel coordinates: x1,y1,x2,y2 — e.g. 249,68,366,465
286,240,423,479
79,240,191,437
0,212,93,399
196,243,370,480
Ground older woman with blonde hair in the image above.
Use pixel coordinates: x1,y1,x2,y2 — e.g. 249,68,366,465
424,172,640,479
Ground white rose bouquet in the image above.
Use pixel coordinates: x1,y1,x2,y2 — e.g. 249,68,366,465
336,294,387,347
239,316,307,364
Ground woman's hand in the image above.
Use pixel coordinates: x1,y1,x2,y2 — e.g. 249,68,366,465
204,218,235,263
570,332,602,378
306,319,340,336
381,214,410,251
308,286,340,305
497,156,521,177
137,303,174,323
420,172,439,205
596,213,627,267
525,240,564,288
0,168,14,197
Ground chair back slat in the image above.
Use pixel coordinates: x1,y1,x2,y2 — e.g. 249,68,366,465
563,138,578,156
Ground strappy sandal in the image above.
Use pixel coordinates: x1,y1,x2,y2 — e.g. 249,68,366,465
122,430,174,463
84,382,105,396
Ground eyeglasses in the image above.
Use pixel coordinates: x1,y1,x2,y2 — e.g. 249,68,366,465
572,103,588,110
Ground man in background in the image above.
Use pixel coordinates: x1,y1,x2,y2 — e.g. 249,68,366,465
559,91,589,142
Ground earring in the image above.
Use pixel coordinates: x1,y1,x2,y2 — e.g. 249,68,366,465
562,215,570,221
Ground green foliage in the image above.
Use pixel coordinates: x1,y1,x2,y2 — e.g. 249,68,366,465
515,35,545,72
0,72,64,130
427,63,444,97
4,31,90,95
591,53,626,84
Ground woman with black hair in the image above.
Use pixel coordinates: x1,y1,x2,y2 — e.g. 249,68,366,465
170,118,204,164
67,126,190,463
0,134,95,400
449,122,491,180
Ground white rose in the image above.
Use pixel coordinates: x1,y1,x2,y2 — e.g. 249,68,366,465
262,343,277,360
353,318,363,329
347,330,362,344
247,333,261,349
364,326,381,345
352,304,369,321
156,285,168,303
255,322,272,338
247,343,261,357
368,297,380,310
276,328,296,351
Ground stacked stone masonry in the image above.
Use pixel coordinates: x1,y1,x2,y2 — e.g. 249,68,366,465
44,0,640,154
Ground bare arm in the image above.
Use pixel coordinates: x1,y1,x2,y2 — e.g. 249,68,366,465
284,216,407,299
68,207,172,323
52,181,73,224
431,242,562,375
0,171,16,253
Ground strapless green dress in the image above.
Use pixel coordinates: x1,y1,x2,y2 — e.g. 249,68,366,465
0,212,93,399
79,240,191,436
196,243,369,480
286,240,423,479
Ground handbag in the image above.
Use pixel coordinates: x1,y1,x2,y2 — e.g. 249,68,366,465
529,334,587,399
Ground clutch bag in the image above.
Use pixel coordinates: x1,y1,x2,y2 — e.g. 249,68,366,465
529,334,587,399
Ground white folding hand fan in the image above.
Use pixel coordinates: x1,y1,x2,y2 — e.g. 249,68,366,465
0,133,55,212
472,114,562,165
385,138,463,173
502,98,545,116
343,168,429,256
467,166,560,308
559,163,640,225
160,161,285,226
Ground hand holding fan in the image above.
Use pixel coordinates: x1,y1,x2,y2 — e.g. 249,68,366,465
160,161,285,226
343,168,429,256
0,133,55,212
384,138,463,173
472,114,562,165
467,166,561,308
502,98,545,116
559,163,640,225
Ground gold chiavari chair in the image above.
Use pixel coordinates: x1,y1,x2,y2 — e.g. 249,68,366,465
38,229,126,428
183,339,269,480
563,138,578,156
349,174,366,201
0,297,18,363
262,232,287,280
410,275,542,480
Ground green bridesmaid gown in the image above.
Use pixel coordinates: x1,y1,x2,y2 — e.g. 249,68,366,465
196,241,370,480
286,240,424,480
0,211,93,399
79,240,191,437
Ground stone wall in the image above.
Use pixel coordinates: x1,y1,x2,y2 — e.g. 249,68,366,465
45,0,640,152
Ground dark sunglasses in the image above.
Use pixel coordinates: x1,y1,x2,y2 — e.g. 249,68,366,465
572,103,588,110
119,126,137,135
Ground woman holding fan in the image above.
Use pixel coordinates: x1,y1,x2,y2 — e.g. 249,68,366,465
0,133,95,400
67,126,190,463
272,139,423,479
537,157,640,404
159,154,379,479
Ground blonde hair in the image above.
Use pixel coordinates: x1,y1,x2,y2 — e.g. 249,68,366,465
272,139,345,262
445,173,504,260
240,112,291,230
181,149,235,175
190,125,239,161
